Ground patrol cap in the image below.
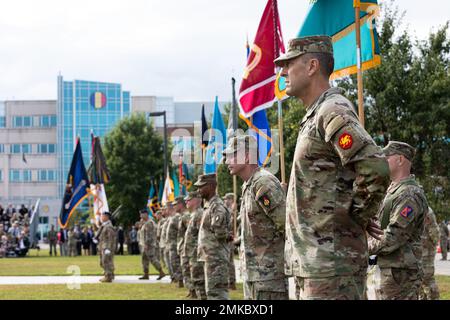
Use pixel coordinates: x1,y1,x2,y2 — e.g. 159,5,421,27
274,35,333,67
173,196,185,205
223,193,235,201
184,190,201,201
102,211,112,217
222,135,257,157
383,141,416,162
194,173,217,187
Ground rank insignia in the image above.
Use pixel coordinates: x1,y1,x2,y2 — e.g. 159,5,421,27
400,206,413,218
338,133,353,150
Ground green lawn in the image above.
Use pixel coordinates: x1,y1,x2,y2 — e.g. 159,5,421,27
0,250,157,276
0,282,245,300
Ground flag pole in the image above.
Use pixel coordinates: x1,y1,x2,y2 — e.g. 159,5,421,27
231,77,238,239
354,1,365,127
272,0,286,184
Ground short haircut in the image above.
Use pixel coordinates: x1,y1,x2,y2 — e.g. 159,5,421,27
305,52,334,78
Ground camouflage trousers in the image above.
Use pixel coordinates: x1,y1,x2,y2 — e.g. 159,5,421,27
228,242,236,286
100,251,115,278
440,239,448,260
159,247,166,268
376,268,421,300
419,265,440,300
190,258,206,300
294,273,367,300
204,257,229,300
180,254,192,290
169,247,182,281
244,278,289,300
163,247,172,277
142,250,163,274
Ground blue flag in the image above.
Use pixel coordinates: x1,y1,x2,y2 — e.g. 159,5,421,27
204,96,227,174
171,169,180,197
245,110,272,167
59,138,90,229
158,178,164,202
298,0,381,80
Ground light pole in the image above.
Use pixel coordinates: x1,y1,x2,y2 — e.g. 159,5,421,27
148,111,168,182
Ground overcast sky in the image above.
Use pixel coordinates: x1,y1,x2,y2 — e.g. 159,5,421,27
0,0,448,102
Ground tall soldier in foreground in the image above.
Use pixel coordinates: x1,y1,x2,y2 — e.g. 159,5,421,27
275,35,390,299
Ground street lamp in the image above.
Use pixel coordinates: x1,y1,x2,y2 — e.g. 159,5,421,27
148,111,168,183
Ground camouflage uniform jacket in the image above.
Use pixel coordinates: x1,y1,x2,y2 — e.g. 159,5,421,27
139,219,157,251
197,195,230,262
439,222,449,241
285,87,389,278
98,220,116,253
421,208,439,266
240,167,286,282
183,208,203,259
166,213,181,250
157,217,167,248
177,211,191,255
369,175,427,269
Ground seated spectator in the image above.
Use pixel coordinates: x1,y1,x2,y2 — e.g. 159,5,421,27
8,222,21,242
15,231,30,257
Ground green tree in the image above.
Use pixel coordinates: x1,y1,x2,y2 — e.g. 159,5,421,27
336,2,450,219
103,113,165,227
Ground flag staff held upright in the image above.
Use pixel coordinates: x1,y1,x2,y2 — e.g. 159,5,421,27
272,0,286,184
231,77,238,239
354,0,365,127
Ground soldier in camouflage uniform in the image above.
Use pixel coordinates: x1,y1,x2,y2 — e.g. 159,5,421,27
166,200,183,287
183,191,206,299
419,207,440,300
68,228,77,257
223,193,237,291
196,174,231,300
368,141,427,300
162,203,174,280
274,36,390,300
439,221,448,260
174,196,193,295
138,210,166,280
157,208,168,269
223,135,288,300
98,211,117,283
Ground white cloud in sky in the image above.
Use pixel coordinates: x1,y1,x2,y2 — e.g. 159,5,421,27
0,0,448,101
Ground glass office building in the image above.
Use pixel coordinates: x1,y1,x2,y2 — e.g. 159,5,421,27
57,76,130,197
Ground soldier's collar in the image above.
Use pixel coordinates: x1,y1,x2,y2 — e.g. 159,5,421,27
205,195,220,208
242,167,262,194
300,87,344,126
388,174,416,193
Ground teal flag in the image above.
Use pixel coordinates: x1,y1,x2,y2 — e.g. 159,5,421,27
298,0,381,79
204,96,227,174
171,169,180,197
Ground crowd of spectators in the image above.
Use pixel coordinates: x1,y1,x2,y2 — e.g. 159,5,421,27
0,203,31,257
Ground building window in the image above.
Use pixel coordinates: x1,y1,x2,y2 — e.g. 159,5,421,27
23,170,31,182
9,170,21,182
38,169,56,182
40,115,57,127
38,144,56,154
11,144,21,154
0,144,4,153
22,144,31,154
0,116,5,128
13,116,34,128
0,170,2,182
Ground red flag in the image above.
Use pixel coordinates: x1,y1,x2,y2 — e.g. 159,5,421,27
238,0,285,118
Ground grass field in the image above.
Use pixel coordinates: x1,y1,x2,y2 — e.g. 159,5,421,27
0,249,155,276
0,251,449,300
0,283,245,300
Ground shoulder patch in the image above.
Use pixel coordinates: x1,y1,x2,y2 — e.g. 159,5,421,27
338,132,353,150
400,206,413,218
261,194,271,208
